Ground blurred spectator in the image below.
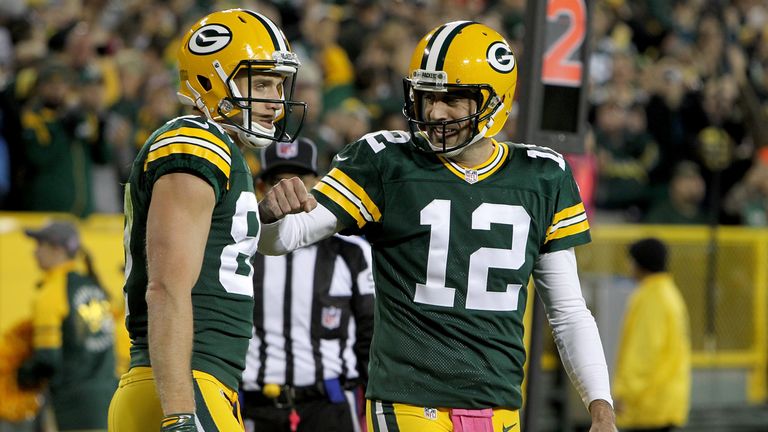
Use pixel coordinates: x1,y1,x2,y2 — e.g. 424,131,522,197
614,238,691,432
591,49,645,108
644,57,702,188
18,61,110,217
298,3,355,113
337,0,386,64
643,161,708,224
353,20,414,128
106,49,146,183
20,220,116,431
593,99,658,216
724,151,768,226
317,97,371,163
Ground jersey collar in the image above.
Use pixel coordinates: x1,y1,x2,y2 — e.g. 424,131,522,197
438,140,509,184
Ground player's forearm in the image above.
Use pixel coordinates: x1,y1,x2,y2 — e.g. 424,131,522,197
533,249,613,407
147,281,195,415
553,315,613,407
258,204,340,255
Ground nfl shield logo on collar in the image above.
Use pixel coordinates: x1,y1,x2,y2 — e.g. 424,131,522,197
277,141,298,159
464,169,479,184
321,306,342,330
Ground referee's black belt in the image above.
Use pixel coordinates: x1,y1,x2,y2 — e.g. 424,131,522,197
243,384,326,408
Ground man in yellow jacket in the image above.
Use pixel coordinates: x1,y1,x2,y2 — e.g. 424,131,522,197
614,237,691,432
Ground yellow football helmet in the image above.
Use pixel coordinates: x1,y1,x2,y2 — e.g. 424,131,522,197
177,9,306,148
403,21,517,155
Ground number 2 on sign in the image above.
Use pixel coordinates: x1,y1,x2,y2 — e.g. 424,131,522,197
542,0,586,87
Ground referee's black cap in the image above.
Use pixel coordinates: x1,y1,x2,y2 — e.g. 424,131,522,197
260,137,319,180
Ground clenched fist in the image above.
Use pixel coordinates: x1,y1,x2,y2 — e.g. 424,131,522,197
258,176,318,223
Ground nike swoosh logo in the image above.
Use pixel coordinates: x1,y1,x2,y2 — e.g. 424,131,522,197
183,118,209,129
502,423,517,432
335,155,349,162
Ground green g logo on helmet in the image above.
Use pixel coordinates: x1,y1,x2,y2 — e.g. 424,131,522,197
188,24,232,55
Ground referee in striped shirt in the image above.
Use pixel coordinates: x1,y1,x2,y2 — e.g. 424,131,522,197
242,138,375,432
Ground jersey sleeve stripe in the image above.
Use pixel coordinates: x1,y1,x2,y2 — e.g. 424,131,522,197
315,182,367,228
327,168,382,221
548,212,588,233
321,176,376,222
552,202,586,225
544,219,590,243
155,127,232,156
149,136,232,165
143,143,231,178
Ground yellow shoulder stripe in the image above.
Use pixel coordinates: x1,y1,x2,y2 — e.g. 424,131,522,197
315,182,366,228
545,220,590,243
155,127,231,156
144,143,231,178
327,168,381,221
552,202,585,225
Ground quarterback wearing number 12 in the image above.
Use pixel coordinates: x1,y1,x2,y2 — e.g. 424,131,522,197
259,21,617,432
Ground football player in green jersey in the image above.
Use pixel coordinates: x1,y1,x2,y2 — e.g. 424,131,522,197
107,9,306,432
258,21,616,432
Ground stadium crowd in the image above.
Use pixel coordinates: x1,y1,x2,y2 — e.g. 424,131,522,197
0,0,767,225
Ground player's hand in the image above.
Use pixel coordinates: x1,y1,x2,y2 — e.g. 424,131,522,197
259,176,318,223
160,413,197,431
588,399,617,432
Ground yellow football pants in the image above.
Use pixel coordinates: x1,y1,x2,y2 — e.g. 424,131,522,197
107,367,244,432
366,400,520,432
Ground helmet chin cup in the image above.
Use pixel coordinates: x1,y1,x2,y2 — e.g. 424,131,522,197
242,119,278,148
221,114,279,149
238,130,274,148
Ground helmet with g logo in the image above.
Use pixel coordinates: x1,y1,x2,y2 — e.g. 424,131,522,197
403,21,517,155
177,9,306,148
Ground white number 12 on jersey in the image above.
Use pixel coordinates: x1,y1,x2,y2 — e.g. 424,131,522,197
414,200,530,311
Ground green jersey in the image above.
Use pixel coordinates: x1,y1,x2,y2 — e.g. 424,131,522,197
312,130,590,409
123,115,260,391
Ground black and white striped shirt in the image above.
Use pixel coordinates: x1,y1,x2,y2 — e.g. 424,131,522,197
242,235,375,390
